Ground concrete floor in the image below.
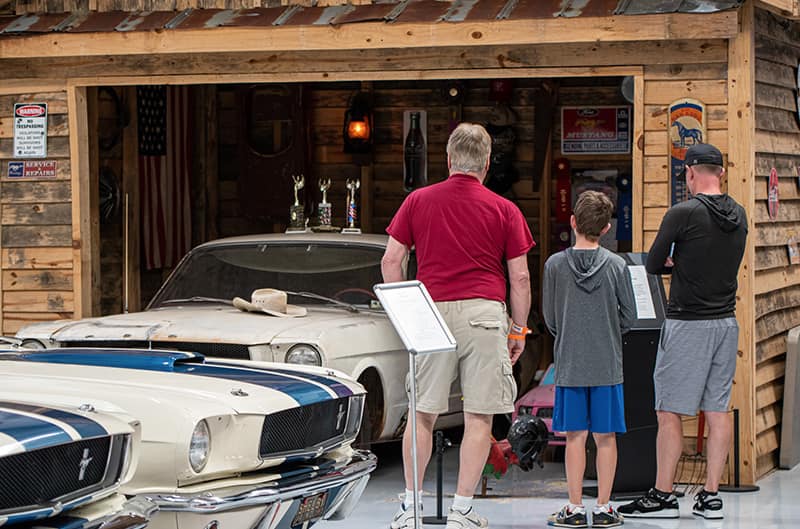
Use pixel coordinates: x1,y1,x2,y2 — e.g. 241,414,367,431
327,443,800,529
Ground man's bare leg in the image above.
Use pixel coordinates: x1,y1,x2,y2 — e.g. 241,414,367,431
655,411,684,493
455,412,493,496
703,411,732,492
403,410,438,490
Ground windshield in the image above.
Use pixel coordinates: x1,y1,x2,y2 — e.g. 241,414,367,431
149,242,416,309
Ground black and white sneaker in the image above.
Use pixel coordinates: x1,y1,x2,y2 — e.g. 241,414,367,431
617,488,679,518
591,504,624,527
548,504,588,528
692,489,724,519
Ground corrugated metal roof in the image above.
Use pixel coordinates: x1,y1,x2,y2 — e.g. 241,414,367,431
0,0,743,35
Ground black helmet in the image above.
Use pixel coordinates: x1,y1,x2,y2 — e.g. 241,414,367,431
507,414,549,471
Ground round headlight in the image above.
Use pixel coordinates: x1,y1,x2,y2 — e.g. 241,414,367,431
21,339,45,350
285,344,322,366
189,420,210,473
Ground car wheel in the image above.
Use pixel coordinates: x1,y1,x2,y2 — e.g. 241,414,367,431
356,368,384,447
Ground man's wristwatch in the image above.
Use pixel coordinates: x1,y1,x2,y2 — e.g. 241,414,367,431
508,322,531,340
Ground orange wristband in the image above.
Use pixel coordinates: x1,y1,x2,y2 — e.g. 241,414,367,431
508,324,531,340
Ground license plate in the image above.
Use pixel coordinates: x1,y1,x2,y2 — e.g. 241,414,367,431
291,492,328,526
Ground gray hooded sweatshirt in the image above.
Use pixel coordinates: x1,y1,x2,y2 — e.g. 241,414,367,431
542,247,637,387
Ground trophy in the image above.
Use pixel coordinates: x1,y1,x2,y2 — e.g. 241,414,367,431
288,174,305,231
318,178,332,227
342,178,361,234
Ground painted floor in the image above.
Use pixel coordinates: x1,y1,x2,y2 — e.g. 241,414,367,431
327,443,800,529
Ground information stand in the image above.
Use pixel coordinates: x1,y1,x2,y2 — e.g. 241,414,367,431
374,281,457,529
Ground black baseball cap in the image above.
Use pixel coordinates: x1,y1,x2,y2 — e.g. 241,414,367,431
680,143,723,179
684,143,723,167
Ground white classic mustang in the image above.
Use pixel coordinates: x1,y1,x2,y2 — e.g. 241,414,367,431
16,233,464,442
0,398,155,529
0,348,375,529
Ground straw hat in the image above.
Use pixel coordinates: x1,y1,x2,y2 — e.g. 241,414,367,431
232,289,307,318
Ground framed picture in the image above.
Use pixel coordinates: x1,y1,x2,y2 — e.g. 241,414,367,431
561,106,631,155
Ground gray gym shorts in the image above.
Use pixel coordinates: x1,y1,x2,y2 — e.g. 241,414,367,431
653,317,738,416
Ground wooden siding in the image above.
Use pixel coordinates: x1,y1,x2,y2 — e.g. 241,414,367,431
753,7,800,478
0,90,73,334
639,60,741,483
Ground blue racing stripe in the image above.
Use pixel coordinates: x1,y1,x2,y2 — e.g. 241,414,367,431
0,402,106,439
0,409,72,451
181,364,330,406
10,350,334,407
259,367,353,398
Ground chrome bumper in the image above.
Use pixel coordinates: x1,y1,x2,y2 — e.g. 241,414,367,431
32,497,158,529
93,498,158,529
144,450,376,515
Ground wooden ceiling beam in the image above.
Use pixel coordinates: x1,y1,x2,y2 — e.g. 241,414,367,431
0,11,738,59
756,0,800,19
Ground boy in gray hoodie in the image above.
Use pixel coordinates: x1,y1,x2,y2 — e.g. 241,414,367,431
543,190,637,528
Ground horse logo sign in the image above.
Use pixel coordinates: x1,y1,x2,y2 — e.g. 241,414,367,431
668,99,707,205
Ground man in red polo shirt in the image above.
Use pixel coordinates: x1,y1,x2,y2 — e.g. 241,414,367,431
382,123,534,529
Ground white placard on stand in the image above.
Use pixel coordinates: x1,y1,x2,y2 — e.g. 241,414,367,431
628,265,657,320
374,280,456,529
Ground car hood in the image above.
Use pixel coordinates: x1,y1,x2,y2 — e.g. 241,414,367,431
0,349,363,418
0,400,134,457
18,305,399,347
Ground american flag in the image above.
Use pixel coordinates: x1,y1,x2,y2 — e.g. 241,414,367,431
137,85,192,270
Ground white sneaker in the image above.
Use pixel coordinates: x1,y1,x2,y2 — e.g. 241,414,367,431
445,507,488,529
391,504,422,529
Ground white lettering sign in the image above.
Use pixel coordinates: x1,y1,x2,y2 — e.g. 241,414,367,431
13,103,48,158
628,265,657,320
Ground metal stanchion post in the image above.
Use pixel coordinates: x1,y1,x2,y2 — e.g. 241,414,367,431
423,430,450,525
719,408,760,493
409,351,422,529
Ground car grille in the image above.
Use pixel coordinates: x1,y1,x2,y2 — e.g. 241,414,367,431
260,398,350,458
61,340,250,359
0,435,126,514
536,407,554,419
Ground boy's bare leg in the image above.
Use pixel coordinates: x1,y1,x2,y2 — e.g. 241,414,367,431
593,432,617,505
403,410,438,490
456,412,493,496
655,411,683,493
703,411,732,492
565,430,589,505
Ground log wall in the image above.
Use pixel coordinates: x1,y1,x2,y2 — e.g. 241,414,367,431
752,7,800,478
0,89,74,334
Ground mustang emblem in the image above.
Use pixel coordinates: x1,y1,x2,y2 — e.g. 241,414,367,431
78,448,93,481
335,403,347,431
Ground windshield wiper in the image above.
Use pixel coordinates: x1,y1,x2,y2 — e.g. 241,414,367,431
159,296,233,306
285,291,359,313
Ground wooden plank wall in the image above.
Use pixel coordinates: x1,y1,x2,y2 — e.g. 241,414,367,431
0,89,74,334
753,7,800,478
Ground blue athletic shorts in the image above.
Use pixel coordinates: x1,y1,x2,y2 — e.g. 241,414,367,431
552,384,627,434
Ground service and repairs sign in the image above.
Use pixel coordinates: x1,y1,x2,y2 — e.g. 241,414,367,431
13,103,48,158
7,160,57,178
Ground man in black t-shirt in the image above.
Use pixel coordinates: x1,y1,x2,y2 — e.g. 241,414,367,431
620,144,747,521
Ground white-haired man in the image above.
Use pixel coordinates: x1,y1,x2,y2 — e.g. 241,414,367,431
382,123,535,529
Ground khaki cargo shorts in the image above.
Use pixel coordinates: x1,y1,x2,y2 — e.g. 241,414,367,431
407,298,517,415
